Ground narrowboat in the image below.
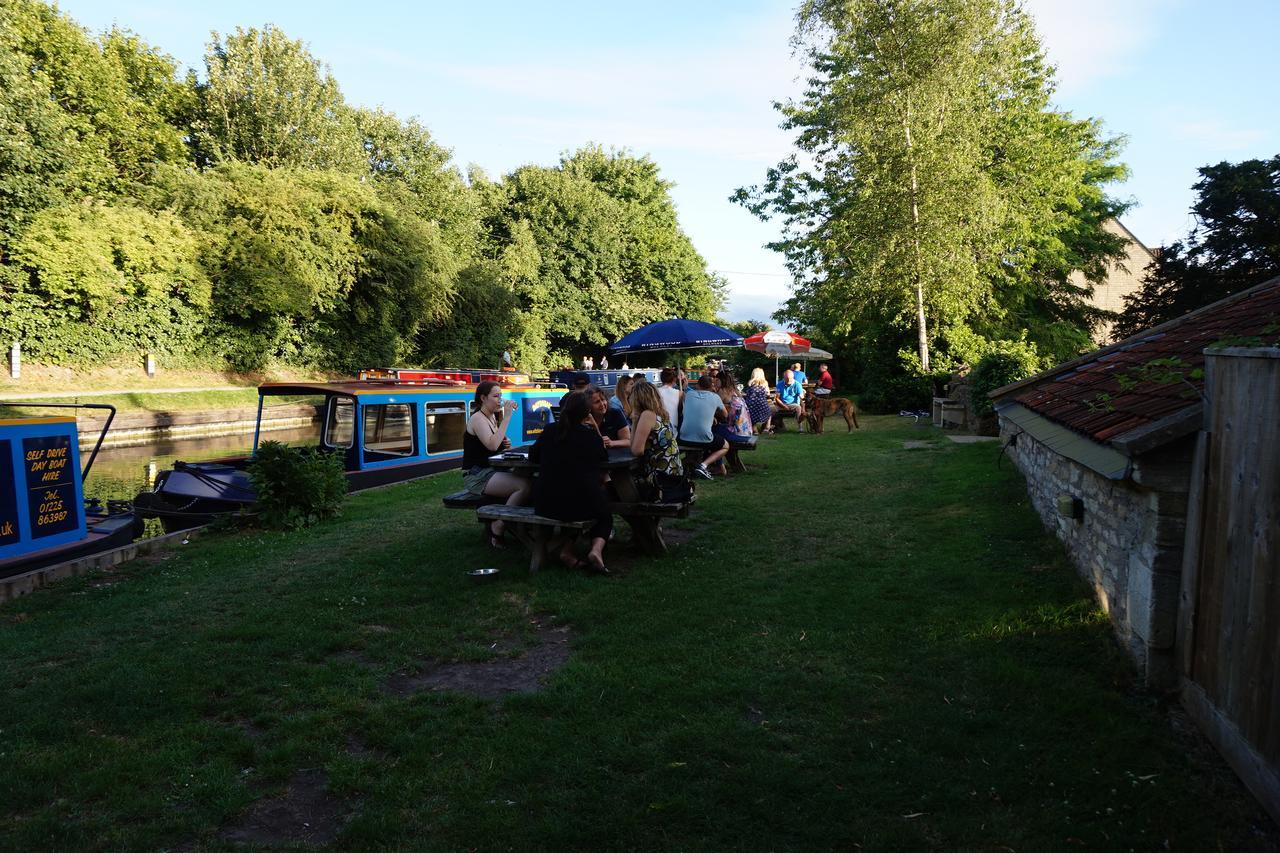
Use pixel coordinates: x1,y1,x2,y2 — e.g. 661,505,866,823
133,374,567,531
0,405,143,580
549,368,662,390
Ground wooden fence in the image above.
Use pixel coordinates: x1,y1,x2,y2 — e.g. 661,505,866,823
1177,347,1280,825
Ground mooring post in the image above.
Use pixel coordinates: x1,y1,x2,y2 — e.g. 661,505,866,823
145,352,156,378
8,342,18,380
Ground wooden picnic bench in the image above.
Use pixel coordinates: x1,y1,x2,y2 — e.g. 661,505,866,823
476,504,594,572
441,490,502,509
679,436,758,475
483,446,695,567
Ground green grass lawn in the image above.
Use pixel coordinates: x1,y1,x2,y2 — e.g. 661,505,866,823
1,415,1273,850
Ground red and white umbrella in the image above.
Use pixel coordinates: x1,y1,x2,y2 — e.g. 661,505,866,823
743,330,811,357
743,330,812,383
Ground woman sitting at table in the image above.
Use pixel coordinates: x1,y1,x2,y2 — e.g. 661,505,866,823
588,385,632,448
714,368,754,444
529,390,612,574
463,380,531,549
628,380,687,501
744,367,773,435
611,374,635,423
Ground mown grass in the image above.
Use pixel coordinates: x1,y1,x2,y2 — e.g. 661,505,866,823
0,415,1274,850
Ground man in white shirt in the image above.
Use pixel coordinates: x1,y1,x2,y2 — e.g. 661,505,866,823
657,367,682,428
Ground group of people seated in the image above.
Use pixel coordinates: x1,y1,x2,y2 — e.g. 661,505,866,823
458,361,836,573
459,377,687,574
743,362,833,434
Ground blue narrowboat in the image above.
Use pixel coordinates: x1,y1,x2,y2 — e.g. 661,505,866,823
134,377,566,530
0,408,142,579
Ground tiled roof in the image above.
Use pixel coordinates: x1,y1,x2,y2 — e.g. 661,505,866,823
992,276,1280,446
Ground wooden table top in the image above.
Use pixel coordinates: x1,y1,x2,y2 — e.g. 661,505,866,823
488,445,639,472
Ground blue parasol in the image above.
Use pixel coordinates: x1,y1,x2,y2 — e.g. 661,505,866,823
608,318,744,354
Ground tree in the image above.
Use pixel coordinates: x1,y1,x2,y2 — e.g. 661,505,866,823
1116,156,1280,338
0,2,190,236
193,25,362,171
562,145,723,321
736,0,1127,385
354,107,480,260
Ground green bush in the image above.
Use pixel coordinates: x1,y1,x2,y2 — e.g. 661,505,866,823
247,440,346,529
969,342,1045,417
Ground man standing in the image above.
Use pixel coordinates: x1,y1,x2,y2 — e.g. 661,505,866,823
679,374,729,479
814,364,833,396
600,354,610,370
774,368,805,431
657,367,682,428
791,362,808,385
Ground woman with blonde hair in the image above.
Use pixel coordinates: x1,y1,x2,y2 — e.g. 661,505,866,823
628,380,686,500
611,374,635,421
745,367,774,434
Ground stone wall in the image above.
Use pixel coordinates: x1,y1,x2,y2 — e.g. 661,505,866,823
1000,421,1194,686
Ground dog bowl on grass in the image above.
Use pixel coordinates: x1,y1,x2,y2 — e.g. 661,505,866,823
468,568,501,583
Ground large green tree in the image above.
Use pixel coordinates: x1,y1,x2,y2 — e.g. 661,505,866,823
193,25,362,172
735,0,1127,383
1116,155,1280,338
474,148,722,365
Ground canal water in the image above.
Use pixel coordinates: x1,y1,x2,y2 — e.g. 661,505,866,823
83,425,320,535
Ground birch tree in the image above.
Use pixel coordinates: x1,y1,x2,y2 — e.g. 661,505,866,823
736,0,1127,377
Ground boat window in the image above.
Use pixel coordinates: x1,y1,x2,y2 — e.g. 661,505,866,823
425,402,467,453
324,397,354,449
362,404,416,458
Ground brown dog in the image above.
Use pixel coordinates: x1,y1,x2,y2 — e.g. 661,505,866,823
805,396,860,433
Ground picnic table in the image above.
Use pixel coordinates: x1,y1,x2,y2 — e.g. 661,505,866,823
482,445,692,570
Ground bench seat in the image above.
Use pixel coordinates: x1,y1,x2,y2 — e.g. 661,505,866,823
477,504,593,530
442,490,502,509
476,504,594,573
608,498,694,519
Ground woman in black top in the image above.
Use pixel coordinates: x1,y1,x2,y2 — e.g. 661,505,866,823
587,385,632,448
529,391,612,574
463,381,531,549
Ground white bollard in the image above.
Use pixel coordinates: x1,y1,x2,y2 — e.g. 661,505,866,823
145,352,156,378
9,342,18,380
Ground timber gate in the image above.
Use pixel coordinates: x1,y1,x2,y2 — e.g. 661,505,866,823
1178,347,1280,825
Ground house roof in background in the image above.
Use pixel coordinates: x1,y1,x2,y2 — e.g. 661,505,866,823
991,276,1280,449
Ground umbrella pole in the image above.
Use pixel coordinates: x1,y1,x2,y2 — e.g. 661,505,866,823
774,355,779,386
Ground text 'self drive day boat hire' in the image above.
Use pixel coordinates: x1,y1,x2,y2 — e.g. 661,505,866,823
134,369,567,531
0,405,143,579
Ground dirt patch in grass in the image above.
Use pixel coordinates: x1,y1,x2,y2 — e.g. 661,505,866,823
219,768,354,847
382,619,572,700
658,525,697,548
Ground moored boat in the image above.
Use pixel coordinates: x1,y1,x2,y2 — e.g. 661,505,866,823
0,405,144,580
134,375,567,531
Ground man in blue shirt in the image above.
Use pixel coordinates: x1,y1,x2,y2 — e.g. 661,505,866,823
678,374,728,479
791,362,808,385
774,369,806,431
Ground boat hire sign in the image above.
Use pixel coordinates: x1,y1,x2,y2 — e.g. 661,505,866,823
24,434,80,538
0,418,86,562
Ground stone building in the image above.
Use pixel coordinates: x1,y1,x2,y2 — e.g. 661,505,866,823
989,277,1280,686
1070,218,1157,345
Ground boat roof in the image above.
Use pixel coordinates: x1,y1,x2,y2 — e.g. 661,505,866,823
258,381,551,397
0,416,78,426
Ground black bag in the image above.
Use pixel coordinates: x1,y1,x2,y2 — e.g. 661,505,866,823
655,473,693,504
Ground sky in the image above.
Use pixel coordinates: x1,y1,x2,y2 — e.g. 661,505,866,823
52,0,1280,323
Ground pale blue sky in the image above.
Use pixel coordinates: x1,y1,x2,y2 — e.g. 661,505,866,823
54,0,1280,321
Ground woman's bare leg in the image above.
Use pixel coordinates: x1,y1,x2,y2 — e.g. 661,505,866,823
483,472,531,536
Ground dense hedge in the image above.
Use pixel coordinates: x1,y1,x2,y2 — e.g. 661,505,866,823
0,4,720,374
